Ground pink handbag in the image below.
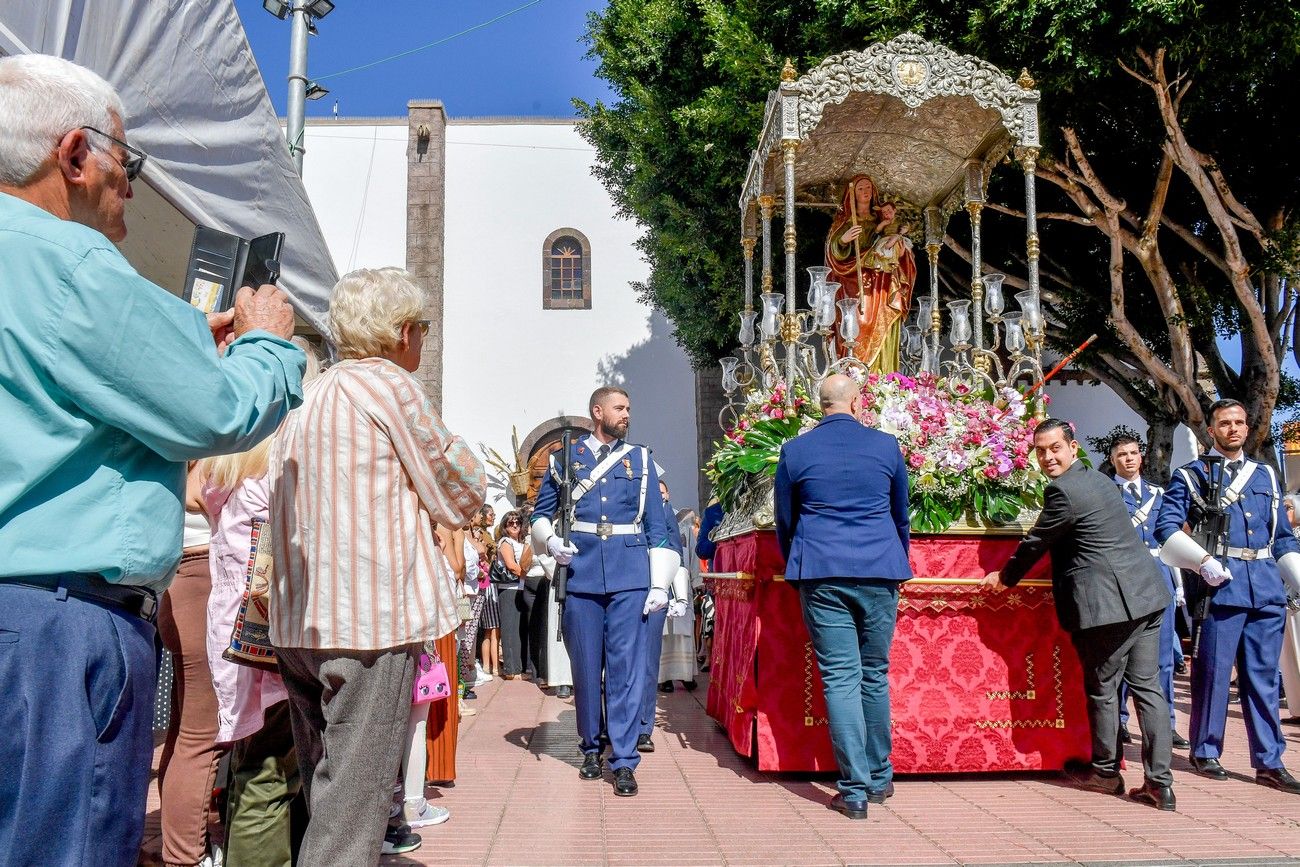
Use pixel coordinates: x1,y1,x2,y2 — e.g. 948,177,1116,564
412,643,452,705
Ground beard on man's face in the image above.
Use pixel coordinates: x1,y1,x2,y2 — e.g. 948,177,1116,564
600,418,629,440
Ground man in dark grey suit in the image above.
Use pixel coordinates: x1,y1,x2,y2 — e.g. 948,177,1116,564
984,419,1175,810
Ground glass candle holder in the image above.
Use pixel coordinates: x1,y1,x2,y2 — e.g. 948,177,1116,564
983,273,1006,317
1002,312,1026,355
947,299,972,347
806,265,831,293
738,310,758,348
818,282,840,329
760,292,785,340
1015,290,1043,333
917,294,935,330
837,298,860,343
720,356,739,393
904,325,923,358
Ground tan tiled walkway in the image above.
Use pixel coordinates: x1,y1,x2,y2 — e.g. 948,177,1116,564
144,672,1300,866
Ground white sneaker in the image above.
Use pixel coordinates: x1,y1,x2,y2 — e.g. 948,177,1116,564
402,797,450,828
474,665,493,686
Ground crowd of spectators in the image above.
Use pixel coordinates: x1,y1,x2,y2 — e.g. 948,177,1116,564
0,53,725,867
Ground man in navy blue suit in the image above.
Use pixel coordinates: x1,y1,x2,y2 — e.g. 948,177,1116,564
531,386,679,796
774,374,912,820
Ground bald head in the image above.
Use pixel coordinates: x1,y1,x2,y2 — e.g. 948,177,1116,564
819,374,859,414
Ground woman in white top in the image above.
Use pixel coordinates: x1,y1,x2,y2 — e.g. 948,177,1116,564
495,511,533,679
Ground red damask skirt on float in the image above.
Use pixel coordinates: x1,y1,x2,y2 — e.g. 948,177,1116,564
706,530,1091,774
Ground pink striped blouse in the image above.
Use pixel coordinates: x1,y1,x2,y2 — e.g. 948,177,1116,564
268,357,485,650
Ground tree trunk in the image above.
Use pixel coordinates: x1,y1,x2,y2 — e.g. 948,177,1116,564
1144,415,1178,482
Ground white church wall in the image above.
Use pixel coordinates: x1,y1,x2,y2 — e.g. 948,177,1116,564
300,119,701,513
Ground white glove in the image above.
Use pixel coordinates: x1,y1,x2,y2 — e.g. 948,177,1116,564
644,587,669,615
1199,557,1232,588
667,599,688,618
1174,583,1186,606
1277,552,1300,611
547,535,578,565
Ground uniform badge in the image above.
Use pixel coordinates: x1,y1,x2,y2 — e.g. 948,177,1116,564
623,457,633,479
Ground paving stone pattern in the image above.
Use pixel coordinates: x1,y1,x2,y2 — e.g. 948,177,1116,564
142,672,1300,866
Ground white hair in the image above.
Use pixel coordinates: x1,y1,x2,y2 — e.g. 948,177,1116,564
0,54,126,185
328,268,427,359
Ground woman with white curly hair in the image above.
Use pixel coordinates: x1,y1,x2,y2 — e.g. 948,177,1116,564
269,268,486,863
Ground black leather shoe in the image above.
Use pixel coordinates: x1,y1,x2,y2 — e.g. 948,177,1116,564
829,793,868,819
659,681,674,693
579,752,603,781
1174,659,1188,675
1190,756,1228,780
613,767,638,796
555,685,572,699
462,689,477,700
682,679,698,692
1171,731,1191,750
636,733,655,753
1128,781,1176,811
866,781,895,804
1064,762,1124,795
1256,766,1300,794
1119,727,1132,744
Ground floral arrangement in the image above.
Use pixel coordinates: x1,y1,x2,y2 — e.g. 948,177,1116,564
856,372,1046,532
706,373,1048,533
706,381,821,512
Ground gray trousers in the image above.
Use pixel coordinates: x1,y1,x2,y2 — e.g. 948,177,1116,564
1072,610,1173,786
277,644,420,867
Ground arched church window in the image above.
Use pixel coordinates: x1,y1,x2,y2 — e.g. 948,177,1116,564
542,227,592,310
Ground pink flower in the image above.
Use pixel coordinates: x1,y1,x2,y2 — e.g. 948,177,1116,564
770,408,785,420
909,452,925,468
983,466,1000,479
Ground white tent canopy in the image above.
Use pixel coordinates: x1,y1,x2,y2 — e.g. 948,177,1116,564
0,0,337,335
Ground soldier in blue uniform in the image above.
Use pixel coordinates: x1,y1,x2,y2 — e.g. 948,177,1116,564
1109,434,1190,750
531,386,679,796
635,479,690,753
1156,399,1300,793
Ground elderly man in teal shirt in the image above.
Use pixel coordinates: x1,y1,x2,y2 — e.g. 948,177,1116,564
0,55,305,867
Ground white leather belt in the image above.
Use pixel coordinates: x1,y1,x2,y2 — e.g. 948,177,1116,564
1225,546,1272,561
571,521,642,539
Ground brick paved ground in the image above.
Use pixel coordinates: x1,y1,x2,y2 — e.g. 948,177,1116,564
143,672,1300,866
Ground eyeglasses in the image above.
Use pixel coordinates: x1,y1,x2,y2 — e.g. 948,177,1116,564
79,126,147,182
506,519,521,526
415,319,431,336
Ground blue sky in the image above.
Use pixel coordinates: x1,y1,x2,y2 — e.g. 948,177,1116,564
235,0,615,119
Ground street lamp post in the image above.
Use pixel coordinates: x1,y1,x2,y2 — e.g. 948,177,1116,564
264,0,334,175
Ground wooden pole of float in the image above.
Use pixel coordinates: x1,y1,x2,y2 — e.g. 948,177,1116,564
1024,333,1098,396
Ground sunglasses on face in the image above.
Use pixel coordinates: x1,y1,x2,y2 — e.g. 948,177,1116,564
414,319,431,336
79,126,147,182
506,519,521,526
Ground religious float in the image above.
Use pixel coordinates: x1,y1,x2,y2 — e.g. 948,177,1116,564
703,34,1092,775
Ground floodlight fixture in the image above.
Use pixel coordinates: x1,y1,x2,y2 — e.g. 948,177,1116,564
262,0,289,19
306,0,335,18
305,82,330,100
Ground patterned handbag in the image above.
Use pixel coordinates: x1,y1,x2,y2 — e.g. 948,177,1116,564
223,519,278,671
412,642,452,704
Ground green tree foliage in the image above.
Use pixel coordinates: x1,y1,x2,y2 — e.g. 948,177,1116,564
578,0,1300,476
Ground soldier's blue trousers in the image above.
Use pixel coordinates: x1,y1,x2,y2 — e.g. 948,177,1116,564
563,588,649,771
1190,602,1287,769
639,606,669,736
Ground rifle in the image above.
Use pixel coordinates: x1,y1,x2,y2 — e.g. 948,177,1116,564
1190,455,1228,659
553,430,575,641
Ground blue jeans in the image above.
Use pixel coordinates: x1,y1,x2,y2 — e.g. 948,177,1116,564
0,583,158,867
797,578,899,800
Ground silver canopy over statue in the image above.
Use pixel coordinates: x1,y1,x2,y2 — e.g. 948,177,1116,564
720,32,1048,429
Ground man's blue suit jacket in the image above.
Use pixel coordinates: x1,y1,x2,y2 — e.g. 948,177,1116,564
774,413,912,582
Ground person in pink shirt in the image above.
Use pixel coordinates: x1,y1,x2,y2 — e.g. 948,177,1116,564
201,338,320,866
